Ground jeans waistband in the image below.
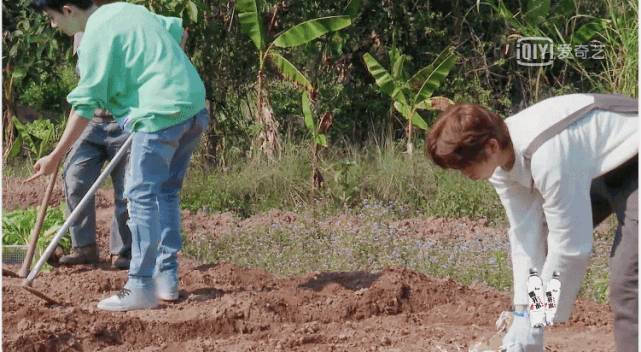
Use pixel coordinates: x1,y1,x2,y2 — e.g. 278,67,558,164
93,108,114,122
92,117,115,123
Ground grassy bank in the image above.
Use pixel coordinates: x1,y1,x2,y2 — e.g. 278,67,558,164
182,141,505,224
182,203,514,293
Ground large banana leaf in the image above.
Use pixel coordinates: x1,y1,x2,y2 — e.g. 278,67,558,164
571,20,607,46
6,134,23,159
411,114,428,131
186,1,198,23
12,116,36,155
413,49,457,105
526,0,551,26
302,92,328,147
389,46,405,81
408,47,455,89
301,92,315,132
363,53,407,104
273,16,351,48
343,0,362,20
394,101,411,120
269,52,313,92
316,134,328,147
236,0,266,50
393,102,428,130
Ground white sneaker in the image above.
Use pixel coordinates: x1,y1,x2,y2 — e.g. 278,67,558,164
155,271,179,301
97,287,158,311
156,288,179,301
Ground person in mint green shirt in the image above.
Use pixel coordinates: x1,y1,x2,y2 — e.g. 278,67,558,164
29,0,208,311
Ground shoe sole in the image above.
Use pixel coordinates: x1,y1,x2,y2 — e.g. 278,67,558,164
112,264,130,270
97,302,158,311
156,292,179,301
59,260,99,265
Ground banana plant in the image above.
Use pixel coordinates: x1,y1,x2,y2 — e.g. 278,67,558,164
6,116,61,160
484,0,607,46
364,46,457,156
301,91,333,194
482,0,607,101
236,0,351,159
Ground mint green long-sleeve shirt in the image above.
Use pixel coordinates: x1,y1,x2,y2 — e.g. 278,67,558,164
67,2,205,133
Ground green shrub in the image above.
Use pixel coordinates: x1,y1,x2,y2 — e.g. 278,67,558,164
19,64,79,112
2,204,71,270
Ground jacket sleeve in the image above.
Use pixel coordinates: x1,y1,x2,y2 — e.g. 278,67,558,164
493,178,548,308
66,28,120,119
532,149,594,322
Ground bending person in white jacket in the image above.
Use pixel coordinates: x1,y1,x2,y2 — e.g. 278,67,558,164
426,94,638,352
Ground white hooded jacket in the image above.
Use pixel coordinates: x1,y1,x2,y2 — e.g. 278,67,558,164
489,94,638,322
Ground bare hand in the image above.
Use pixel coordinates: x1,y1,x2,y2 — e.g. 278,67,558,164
27,154,60,182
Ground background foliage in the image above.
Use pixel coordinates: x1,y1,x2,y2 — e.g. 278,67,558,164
2,0,637,213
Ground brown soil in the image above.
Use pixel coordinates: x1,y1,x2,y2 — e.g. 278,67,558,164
2,176,615,351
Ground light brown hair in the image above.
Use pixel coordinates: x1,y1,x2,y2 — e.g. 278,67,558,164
426,103,511,169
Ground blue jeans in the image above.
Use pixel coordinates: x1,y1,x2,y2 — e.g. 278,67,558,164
123,109,208,288
62,120,131,256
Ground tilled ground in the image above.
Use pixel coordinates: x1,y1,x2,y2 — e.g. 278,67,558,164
2,176,615,351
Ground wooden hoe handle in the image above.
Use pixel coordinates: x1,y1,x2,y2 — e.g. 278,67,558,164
17,161,60,278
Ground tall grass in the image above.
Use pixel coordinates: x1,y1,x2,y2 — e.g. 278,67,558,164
182,140,506,224
569,0,639,96
594,0,638,97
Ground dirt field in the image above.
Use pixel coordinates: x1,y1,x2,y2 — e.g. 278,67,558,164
2,176,615,351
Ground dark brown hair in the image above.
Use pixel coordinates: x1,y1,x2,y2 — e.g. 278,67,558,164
31,0,117,12
30,0,93,13
426,103,511,169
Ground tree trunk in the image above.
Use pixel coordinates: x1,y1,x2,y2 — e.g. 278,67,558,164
254,71,281,160
406,120,414,157
202,100,220,164
2,81,16,160
312,144,323,197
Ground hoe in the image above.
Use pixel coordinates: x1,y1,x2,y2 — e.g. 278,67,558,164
21,134,133,305
2,161,60,280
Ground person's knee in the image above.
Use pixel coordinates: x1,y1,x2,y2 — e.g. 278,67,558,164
64,174,93,196
64,180,91,201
